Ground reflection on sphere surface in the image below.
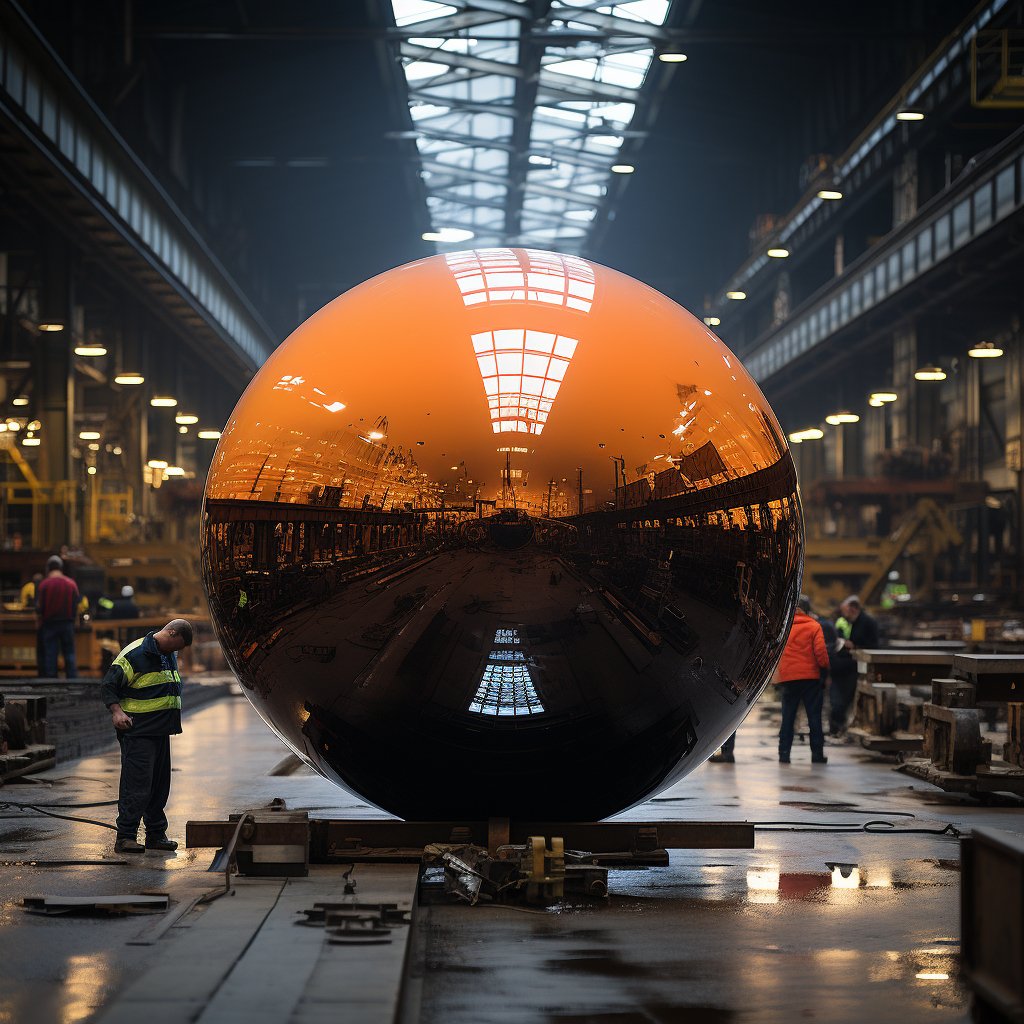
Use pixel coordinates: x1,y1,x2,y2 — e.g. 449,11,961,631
201,249,802,821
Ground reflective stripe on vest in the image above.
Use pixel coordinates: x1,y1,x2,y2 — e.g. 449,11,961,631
120,694,182,714
112,636,146,684
129,669,181,690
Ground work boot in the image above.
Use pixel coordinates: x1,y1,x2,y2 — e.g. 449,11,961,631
708,751,735,763
778,754,790,764
811,754,829,764
114,836,145,854
145,834,179,852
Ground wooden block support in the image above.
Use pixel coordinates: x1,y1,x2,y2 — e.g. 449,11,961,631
853,680,898,736
923,704,987,775
931,677,977,708
1005,703,1024,770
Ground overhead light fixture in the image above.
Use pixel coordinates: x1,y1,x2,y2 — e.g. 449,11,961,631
790,427,824,441
422,227,474,243
175,412,199,424
197,429,221,440
658,51,687,63
817,189,843,200
825,411,860,425
12,396,29,406
87,443,100,451
114,372,145,385
78,430,101,440
74,345,107,357
87,465,97,475
767,248,790,258
914,366,946,381
164,466,186,477
528,154,553,167
38,322,64,332
27,420,41,431
968,341,1003,358
868,398,884,407
0,423,6,432
6,420,21,431
147,459,168,469
22,435,41,446
869,392,898,404
610,164,635,174
150,396,178,408
726,290,746,300
703,316,721,327
896,108,925,121
179,425,188,434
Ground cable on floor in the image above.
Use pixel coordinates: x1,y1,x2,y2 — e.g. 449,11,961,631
752,819,962,838
0,801,117,830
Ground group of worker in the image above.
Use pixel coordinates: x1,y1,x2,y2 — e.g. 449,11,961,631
20,555,140,679
711,594,879,764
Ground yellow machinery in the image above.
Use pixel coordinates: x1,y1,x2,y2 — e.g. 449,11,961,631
803,498,963,611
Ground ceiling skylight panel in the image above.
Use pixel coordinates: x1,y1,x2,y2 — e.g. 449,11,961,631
403,60,449,82
392,0,457,27
606,0,670,26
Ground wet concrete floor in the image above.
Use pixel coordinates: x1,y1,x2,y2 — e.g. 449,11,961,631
0,693,1020,1023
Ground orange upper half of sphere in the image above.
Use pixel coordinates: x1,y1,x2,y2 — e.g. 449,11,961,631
206,249,788,512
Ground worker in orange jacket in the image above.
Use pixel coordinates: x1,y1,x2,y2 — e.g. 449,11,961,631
775,595,830,764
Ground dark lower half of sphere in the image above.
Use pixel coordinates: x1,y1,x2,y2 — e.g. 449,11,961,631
203,475,801,819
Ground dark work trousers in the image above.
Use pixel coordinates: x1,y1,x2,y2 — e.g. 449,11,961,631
778,678,825,758
39,619,77,678
829,668,858,734
115,734,171,839
720,731,737,754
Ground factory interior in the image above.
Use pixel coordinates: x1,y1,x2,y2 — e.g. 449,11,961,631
1,1,1023,1022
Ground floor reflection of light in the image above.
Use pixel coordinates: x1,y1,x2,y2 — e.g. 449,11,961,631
866,868,893,887
746,866,780,903
830,865,861,888
63,954,112,1024
916,972,950,981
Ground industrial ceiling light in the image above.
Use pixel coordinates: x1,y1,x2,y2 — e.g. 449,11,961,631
968,341,1003,358
175,412,199,424
896,108,925,121
703,316,721,327
825,411,860,425
766,248,790,258
22,435,41,446
422,227,474,243
658,51,687,62
726,290,746,300
817,189,843,200
790,427,824,441
914,365,946,381
147,459,168,469
868,398,884,407
114,372,145,385
12,396,29,406
27,420,41,430
164,466,186,477
38,322,64,332
74,345,107,357
528,154,553,166
197,429,221,440
150,396,178,407
610,163,635,174
78,430,101,440
869,391,898,403
6,419,21,431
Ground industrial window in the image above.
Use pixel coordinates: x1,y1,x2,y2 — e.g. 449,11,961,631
952,199,971,247
468,628,544,717
995,166,1015,220
471,328,578,435
973,183,992,232
901,241,915,280
445,249,595,311
935,214,951,259
887,252,901,291
917,228,933,270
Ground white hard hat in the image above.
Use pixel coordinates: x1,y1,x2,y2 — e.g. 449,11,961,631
121,585,134,598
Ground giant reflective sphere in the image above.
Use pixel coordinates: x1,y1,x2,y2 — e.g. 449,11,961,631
202,249,802,821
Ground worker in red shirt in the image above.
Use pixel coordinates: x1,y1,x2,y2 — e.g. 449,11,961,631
35,555,80,678
775,595,830,764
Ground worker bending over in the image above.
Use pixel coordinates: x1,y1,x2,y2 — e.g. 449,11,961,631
99,618,193,854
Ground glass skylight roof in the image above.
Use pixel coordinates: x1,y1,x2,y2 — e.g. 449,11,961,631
468,627,545,716
390,0,675,254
